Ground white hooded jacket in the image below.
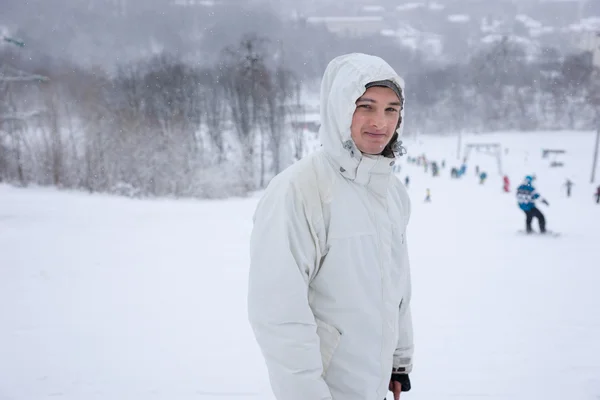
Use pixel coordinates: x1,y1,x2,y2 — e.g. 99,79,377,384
248,53,413,400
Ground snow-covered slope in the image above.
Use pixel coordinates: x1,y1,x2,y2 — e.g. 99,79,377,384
1,130,599,400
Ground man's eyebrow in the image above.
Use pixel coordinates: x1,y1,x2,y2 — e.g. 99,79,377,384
356,97,376,103
356,97,402,106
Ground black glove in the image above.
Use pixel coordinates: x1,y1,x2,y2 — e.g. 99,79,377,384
390,372,411,392
541,199,549,206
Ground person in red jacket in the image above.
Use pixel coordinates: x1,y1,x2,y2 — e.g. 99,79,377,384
503,175,510,193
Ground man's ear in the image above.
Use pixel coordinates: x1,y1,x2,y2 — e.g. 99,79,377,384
381,132,399,158
396,115,403,130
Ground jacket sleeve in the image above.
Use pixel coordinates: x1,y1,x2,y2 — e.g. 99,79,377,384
393,237,414,374
248,181,332,400
394,193,414,374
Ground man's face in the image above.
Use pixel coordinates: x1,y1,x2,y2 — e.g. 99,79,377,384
350,86,402,155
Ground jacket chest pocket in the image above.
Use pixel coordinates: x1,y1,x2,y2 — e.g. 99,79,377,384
316,319,342,376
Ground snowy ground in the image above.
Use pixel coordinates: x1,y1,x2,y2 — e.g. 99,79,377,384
1,131,599,400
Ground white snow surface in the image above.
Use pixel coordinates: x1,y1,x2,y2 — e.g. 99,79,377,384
516,14,543,29
481,18,504,34
447,14,471,23
396,3,425,12
1,130,600,400
568,17,600,32
363,5,385,12
428,2,445,11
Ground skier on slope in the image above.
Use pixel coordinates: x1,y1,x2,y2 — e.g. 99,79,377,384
503,175,510,193
516,175,548,234
248,54,413,400
479,171,488,185
563,179,574,198
424,188,431,202
431,161,439,177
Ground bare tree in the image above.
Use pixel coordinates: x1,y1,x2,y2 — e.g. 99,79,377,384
560,52,594,129
141,55,205,195
220,34,270,190
40,84,65,186
289,78,306,162
262,65,296,181
201,68,229,163
0,56,48,184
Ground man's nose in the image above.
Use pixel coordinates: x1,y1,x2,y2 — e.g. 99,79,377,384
370,111,387,129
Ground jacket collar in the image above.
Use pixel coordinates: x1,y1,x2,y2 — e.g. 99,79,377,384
330,143,394,196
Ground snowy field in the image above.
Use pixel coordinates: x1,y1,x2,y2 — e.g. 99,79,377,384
1,130,599,400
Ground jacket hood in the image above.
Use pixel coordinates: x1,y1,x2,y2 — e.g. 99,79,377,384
319,53,406,177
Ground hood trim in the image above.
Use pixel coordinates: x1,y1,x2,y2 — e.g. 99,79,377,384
318,53,406,181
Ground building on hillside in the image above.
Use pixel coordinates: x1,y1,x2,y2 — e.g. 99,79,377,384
580,30,600,67
84,0,131,16
305,16,385,37
523,0,583,27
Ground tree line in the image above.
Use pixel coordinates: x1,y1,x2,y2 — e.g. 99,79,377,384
404,38,600,134
1,34,307,198
1,33,599,199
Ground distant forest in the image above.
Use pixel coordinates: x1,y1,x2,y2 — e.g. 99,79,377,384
1,0,599,198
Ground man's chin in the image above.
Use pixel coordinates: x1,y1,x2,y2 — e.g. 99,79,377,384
359,147,385,155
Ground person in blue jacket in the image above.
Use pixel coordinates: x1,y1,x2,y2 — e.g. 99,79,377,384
516,175,548,233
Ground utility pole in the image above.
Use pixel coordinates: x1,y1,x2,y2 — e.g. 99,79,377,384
457,130,462,160
591,30,600,184
592,127,599,183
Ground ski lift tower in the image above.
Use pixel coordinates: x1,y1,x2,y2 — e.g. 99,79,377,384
464,143,504,175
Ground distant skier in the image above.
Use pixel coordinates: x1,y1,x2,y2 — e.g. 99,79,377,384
516,175,548,234
595,186,600,204
431,161,439,177
424,188,431,202
479,171,487,185
451,167,458,179
503,175,510,193
563,179,574,197
404,175,410,188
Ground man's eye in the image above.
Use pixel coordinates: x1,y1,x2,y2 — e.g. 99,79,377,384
357,104,371,109
386,108,398,112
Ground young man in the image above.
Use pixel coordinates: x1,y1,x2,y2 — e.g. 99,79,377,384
516,175,548,233
248,53,414,400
